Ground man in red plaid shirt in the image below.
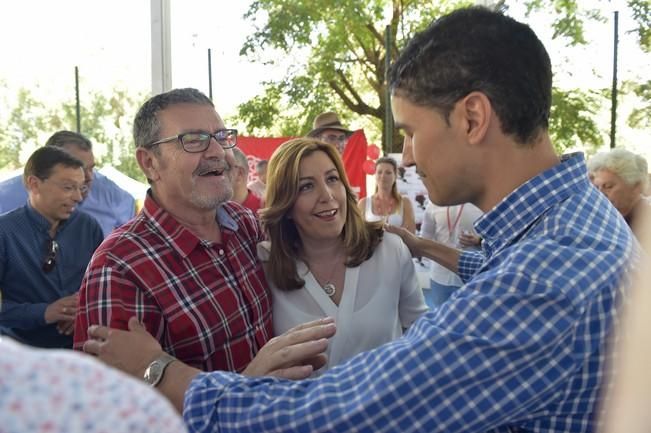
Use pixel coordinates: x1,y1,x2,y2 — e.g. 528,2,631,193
74,88,320,375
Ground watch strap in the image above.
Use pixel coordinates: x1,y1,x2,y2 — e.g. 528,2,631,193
143,352,176,387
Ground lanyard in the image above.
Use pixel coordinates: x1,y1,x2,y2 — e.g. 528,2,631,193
446,204,465,239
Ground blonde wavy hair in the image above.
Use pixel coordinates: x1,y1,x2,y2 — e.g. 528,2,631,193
260,137,383,291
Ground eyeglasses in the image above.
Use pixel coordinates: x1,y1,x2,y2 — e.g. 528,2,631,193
46,180,89,196
145,129,238,153
319,133,348,145
42,239,59,273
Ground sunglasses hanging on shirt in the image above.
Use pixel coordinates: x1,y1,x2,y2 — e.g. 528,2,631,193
42,239,59,273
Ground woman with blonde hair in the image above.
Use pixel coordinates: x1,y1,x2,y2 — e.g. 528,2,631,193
259,138,427,373
358,156,416,232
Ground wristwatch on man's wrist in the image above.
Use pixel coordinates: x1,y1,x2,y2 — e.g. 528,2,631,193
143,353,176,387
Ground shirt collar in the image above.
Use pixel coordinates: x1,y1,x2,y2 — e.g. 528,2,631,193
474,152,589,256
142,189,239,258
24,201,76,235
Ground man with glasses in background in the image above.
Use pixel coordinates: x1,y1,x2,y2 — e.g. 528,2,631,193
0,146,103,348
307,111,352,153
74,88,329,379
0,130,136,238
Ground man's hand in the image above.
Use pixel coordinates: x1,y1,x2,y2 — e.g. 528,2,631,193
83,317,164,379
386,224,462,273
385,224,426,257
56,319,75,335
44,293,78,324
243,317,337,379
458,231,481,248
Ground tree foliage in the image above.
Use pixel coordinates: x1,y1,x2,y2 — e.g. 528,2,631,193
237,0,473,150
0,86,147,182
236,0,650,153
626,0,651,131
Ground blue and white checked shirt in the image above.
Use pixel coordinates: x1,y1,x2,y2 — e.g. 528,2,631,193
183,153,637,433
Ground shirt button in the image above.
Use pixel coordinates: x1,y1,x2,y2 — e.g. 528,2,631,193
219,249,224,255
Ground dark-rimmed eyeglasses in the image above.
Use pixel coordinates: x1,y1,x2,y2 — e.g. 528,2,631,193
42,239,59,273
144,129,238,153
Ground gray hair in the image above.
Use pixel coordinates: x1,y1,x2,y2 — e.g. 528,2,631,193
132,88,214,148
45,130,92,151
231,147,249,171
255,159,268,171
587,148,649,187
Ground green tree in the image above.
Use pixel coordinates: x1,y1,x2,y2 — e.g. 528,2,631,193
54,88,148,182
0,88,52,169
626,0,651,130
0,85,148,182
237,0,472,151
236,0,650,153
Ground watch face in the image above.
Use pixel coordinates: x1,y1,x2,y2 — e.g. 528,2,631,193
144,361,163,385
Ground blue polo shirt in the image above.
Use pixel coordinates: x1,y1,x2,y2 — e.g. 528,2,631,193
0,204,103,348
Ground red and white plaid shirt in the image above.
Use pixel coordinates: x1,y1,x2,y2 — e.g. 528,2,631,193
73,193,272,372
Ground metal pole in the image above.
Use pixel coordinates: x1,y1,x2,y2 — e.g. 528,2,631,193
151,0,172,95
384,25,393,154
610,11,619,148
208,48,213,100
75,66,81,133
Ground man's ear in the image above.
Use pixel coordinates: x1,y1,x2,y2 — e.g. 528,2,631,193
25,175,40,194
136,148,161,182
460,91,492,145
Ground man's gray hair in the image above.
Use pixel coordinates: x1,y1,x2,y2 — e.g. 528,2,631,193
587,148,649,187
132,88,214,149
231,147,249,171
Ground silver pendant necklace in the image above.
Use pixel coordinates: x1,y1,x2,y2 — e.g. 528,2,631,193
307,253,343,298
322,282,337,297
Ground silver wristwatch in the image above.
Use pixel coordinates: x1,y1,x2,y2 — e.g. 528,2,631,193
143,353,176,387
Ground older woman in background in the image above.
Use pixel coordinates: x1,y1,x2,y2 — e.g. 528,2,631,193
358,156,416,233
588,148,650,235
259,138,427,373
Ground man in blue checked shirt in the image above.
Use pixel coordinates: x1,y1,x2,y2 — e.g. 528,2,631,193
83,7,637,432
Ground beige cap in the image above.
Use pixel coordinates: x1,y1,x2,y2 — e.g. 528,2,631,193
307,111,351,137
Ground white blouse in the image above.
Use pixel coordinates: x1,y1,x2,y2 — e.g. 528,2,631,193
260,233,428,373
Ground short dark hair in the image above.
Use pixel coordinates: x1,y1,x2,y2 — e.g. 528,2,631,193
389,6,552,145
45,130,92,151
133,88,214,149
23,146,84,185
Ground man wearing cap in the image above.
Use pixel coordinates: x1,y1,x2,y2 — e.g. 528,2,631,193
307,111,352,153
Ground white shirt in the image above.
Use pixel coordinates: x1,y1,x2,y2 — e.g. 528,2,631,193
261,233,428,373
0,337,186,433
421,202,483,286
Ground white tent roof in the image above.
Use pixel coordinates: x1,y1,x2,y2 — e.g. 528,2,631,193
98,166,148,200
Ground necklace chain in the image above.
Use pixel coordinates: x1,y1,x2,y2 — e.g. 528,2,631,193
306,253,343,298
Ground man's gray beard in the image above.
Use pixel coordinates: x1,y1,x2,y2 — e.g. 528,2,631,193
190,184,234,209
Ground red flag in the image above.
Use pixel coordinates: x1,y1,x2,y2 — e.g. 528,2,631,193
238,132,368,198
